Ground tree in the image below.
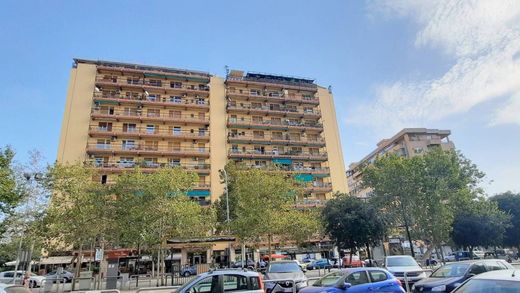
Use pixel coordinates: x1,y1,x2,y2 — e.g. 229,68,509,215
323,194,384,264
111,167,215,279
362,149,484,259
218,162,320,261
491,191,520,250
0,146,24,233
452,199,510,252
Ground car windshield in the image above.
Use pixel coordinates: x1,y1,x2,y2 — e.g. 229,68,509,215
454,279,520,293
313,272,344,287
5,287,32,293
268,262,300,273
431,263,470,278
387,257,417,267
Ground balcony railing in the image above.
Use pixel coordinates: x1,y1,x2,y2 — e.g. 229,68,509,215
228,149,327,160
86,143,210,156
227,133,325,146
226,103,321,117
245,164,330,174
88,126,209,140
225,76,318,91
93,92,209,108
91,109,209,124
227,118,323,130
88,160,210,173
227,90,319,105
305,182,333,192
95,76,210,95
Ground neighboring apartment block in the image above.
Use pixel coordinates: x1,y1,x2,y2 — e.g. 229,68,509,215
347,128,455,199
57,59,348,205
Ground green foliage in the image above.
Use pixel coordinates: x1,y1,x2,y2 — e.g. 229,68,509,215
0,146,23,224
452,199,511,249
323,194,384,252
218,162,320,247
362,149,484,246
491,191,520,248
111,166,214,249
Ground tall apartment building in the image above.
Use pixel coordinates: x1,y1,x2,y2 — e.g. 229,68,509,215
347,128,455,198
57,59,348,204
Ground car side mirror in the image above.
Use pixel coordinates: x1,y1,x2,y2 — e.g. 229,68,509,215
343,282,352,290
467,273,476,278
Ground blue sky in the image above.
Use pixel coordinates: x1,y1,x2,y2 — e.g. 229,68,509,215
1,0,519,195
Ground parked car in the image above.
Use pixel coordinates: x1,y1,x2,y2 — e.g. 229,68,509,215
0,271,45,288
444,253,456,262
450,251,472,261
412,259,514,293
299,268,405,293
342,255,363,268
174,269,264,293
0,283,32,293
306,259,332,270
384,255,426,286
264,260,307,293
45,270,74,283
181,265,197,277
231,259,256,269
452,269,520,292
471,250,485,259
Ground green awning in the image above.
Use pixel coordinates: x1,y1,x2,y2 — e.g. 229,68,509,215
294,174,314,182
314,173,330,178
94,99,119,105
144,73,209,83
273,159,292,165
187,190,210,197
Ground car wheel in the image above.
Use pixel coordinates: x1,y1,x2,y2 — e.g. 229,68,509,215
28,281,35,288
183,272,190,277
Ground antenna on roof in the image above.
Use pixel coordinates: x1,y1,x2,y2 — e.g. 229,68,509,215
328,85,332,93
225,65,229,76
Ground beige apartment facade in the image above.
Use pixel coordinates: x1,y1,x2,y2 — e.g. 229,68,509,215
57,59,348,204
347,128,455,198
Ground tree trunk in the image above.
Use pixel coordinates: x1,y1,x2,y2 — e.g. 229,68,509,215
404,218,415,258
268,234,272,263
366,243,372,267
72,244,83,291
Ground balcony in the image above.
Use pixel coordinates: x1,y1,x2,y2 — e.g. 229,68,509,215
86,143,210,157
226,103,321,118
88,126,210,141
294,198,326,208
193,183,211,190
225,76,318,92
95,76,210,96
91,109,209,125
93,92,209,110
227,90,319,105
305,182,333,193
227,133,325,147
228,149,327,161
88,160,211,174
244,164,330,175
227,118,323,131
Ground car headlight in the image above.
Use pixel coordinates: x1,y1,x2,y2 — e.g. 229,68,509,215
296,281,308,288
432,285,446,291
411,285,415,290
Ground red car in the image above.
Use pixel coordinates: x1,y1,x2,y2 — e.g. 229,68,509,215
342,255,364,268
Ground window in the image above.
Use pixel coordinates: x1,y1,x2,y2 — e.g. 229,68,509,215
170,96,182,103
147,109,160,117
148,79,162,87
100,175,108,184
468,263,486,275
120,157,135,168
173,127,182,135
127,77,140,85
249,277,260,290
143,158,158,167
346,271,370,286
123,123,137,132
145,141,159,151
147,94,158,101
198,128,206,136
485,261,504,271
198,143,205,153
170,110,182,118
168,158,181,167
304,107,314,113
96,139,111,149
98,122,112,131
171,81,182,88
122,140,136,150
223,275,249,292
169,142,181,151
124,107,138,116
369,271,388,282
94,157,107,167
186,276,218,293
196,98,205,105
314,272,344,287
253,131,264,138
414,147,423,154
146,125,156,134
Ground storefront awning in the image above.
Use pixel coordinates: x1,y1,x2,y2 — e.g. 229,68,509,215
294,174,314,182
187,190,210,197
39,256,73,265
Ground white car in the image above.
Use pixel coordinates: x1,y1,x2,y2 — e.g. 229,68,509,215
0,283,32,293
0,271,45,288
472,250,485,259
384,255,426,286
452,269,519,292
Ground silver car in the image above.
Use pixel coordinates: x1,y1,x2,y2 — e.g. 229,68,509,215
175,269,264,293
264,260,308,293
384,255,426,286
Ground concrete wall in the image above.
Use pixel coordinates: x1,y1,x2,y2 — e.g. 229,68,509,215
57,63,96,163
317,87,348,195
209,76,227,202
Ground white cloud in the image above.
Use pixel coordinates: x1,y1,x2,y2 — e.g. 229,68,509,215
351,0,520,134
